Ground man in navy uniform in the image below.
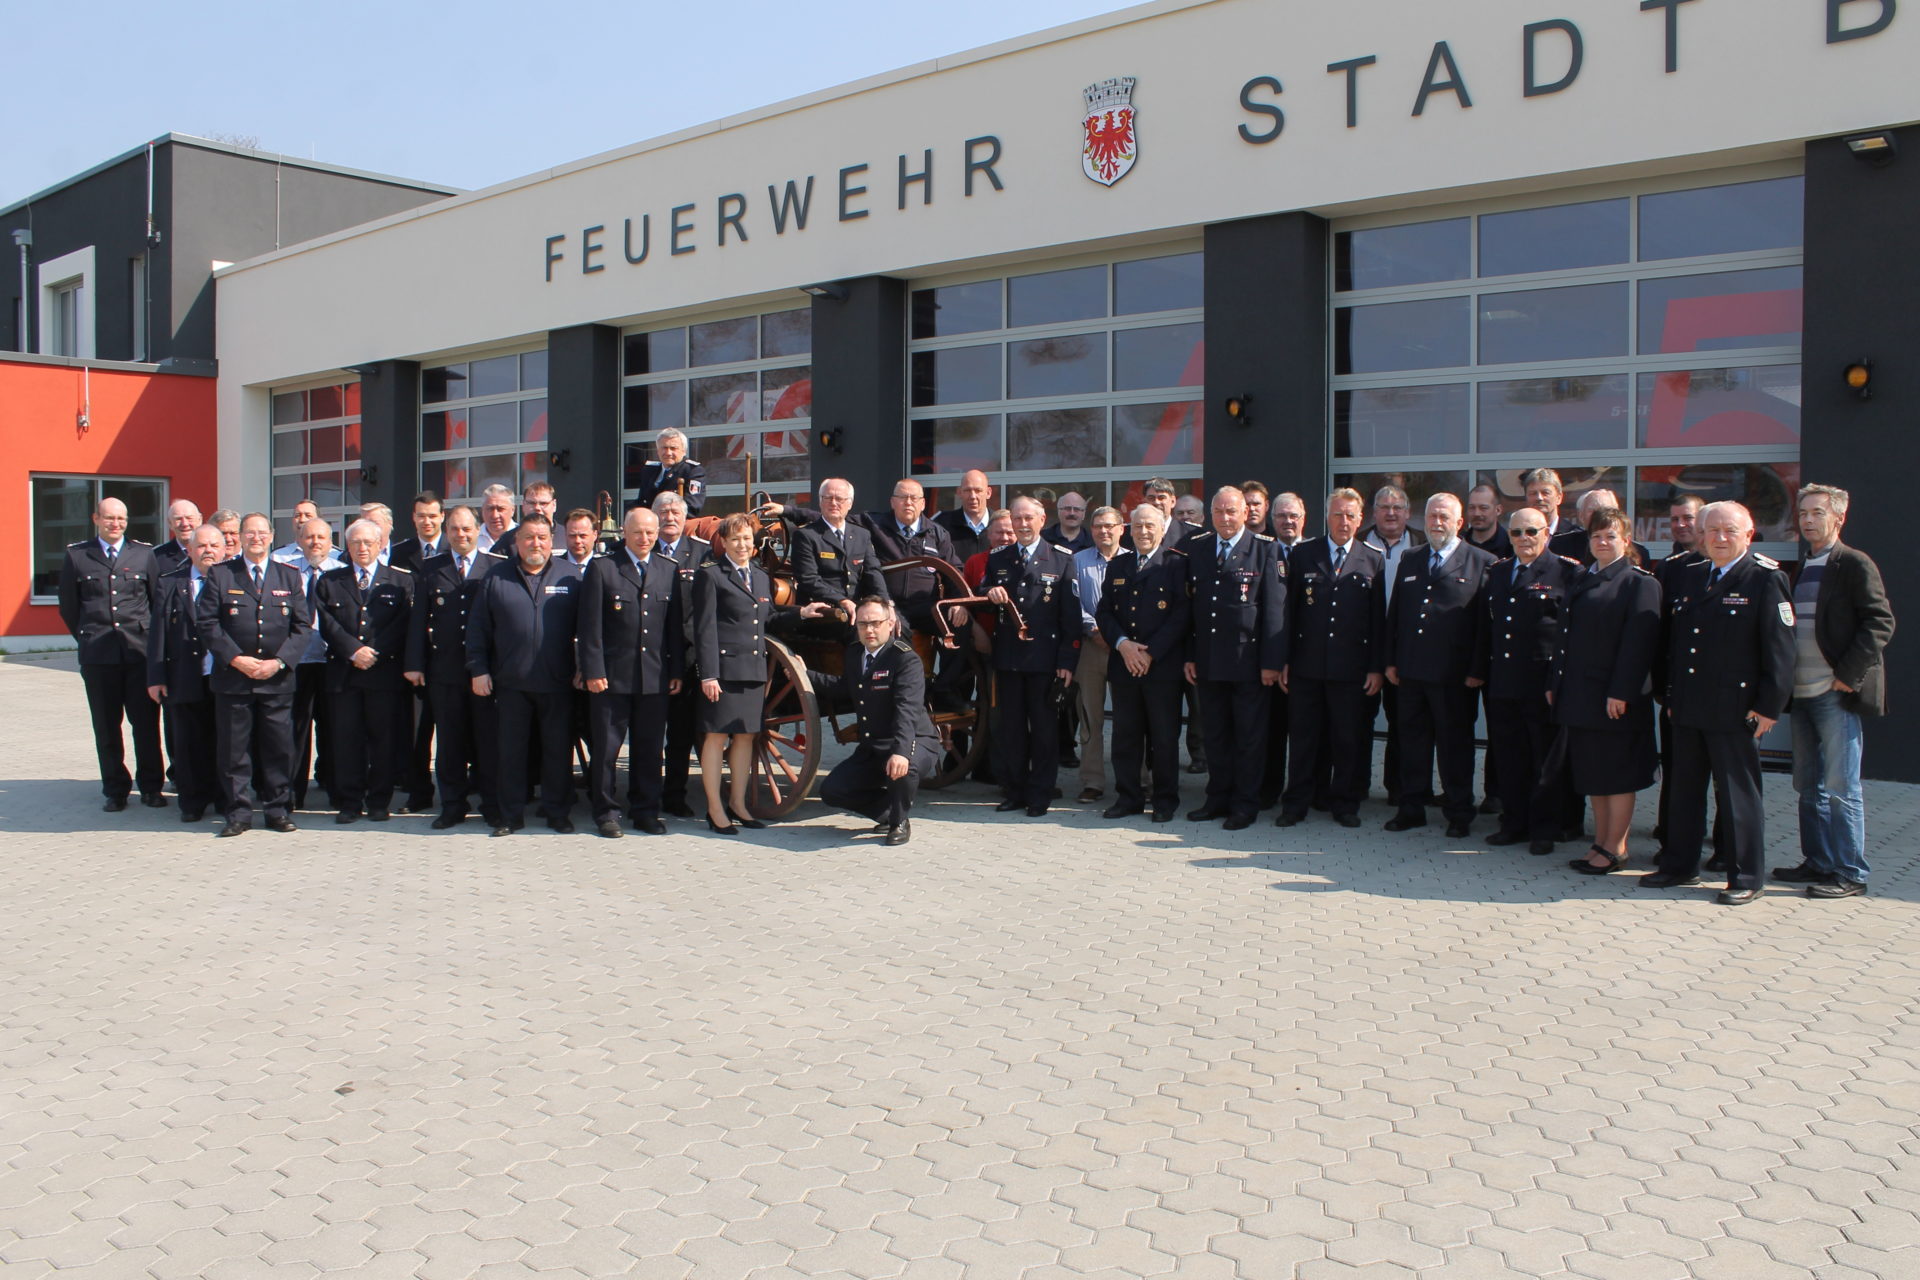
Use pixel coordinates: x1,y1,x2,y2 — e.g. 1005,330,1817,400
1550,488,1652,565
1642,501,1795,905
577,506,685,838
405,505,504,830
1382,493,1495,839
790,478,888,640
1183,486,1287,831
314,519,415,823
1651,492,1711,851
154,499,203,571
467,513,585,835
388,491,447,573
805,597,941,845
653,492,710,818
1096,504,1191,823
1279,488,1387,830
146,523,227,822
1476,508,1583,853
286,516,342,810
58,496,165,811
196,512,312,837
983,496,1081,816
634,427,707,517
389,491,448,814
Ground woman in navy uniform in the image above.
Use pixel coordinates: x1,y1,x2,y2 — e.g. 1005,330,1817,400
691,514,826,832
1548,507,1662,874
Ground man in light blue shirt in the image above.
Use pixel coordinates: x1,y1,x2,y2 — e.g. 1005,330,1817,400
1070,506,1126,803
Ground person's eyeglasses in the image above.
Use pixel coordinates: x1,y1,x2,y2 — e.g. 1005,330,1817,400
1511,527,1545,538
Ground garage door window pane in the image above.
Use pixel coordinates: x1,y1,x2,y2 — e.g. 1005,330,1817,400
1007,332,1106,399
1639,177,1804,261
1636,365,1802,449
1638,267,1802,355
1479,198,1630,277
1008,407,1106,470
1476,375,1629,453
1335,384,1470,458
1335,297,1471,374
1335,218,1470,292
911,345,1001,407
1113,401,1203,467
1478,283,1628,366
1114,323,1203,391
910,416,1002,475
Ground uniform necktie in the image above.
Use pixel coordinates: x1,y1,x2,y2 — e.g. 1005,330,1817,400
632,555,646,590
1430,549,1445,579
105,544,118,568
304,564,317,600
251,563,264,589
1332,544,1346,573
1710,566,1725,589
359,568,372,596
1217,541,1228,568
738,565,751,590
456,554,468,579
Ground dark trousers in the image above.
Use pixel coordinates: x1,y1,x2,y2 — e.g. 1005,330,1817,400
1475,685,1499,805
428,681,498,824
327,685,411,813
1660,725,1767,891
1111,677,1182,813
406,687,436,807
1197,677,1269,818
1368,680,1411,801
81,661,163,799
1395,677,1477,824
163,694,220,815
995,669,1058,808
820,739,937,826
215,691,295,822
1259,684,1289,807
496,688,574,824
1284,676,1369,818
1654,710,1725,850
291,661,331,807
1183,681,1205,762
663,686,700,811
587,690,670,822
1486,693,1564,840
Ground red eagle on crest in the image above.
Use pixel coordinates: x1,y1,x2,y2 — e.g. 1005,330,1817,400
1082,77,1138,187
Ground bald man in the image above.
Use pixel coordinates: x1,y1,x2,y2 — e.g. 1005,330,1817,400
59,497,165,810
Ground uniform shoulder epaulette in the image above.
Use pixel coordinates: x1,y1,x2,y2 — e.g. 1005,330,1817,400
129,538,153,548
1254,532,1275,541
1557,555,1582,565
1189,530,1217,542
888,637,914,654
1631,564,1655,575
1163,545,1188,558
689,534,711,547
1753,553,1780,569
1050,542,1074,556
479,549,507,560
67,539,90,548
389,565,412,574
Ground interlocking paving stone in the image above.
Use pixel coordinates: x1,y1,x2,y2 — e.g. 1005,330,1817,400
3,651,1919,1278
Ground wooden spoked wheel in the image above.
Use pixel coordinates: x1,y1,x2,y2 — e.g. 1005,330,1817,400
926,644,990,789
748,638,821,817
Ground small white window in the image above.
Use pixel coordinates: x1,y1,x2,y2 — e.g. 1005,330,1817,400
36,245,96,359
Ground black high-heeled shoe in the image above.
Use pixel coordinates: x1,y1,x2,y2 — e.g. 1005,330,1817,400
706,813,739,835
1570,845,1627,874
727,804,767,830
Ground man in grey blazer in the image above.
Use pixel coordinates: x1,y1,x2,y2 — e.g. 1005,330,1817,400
1776,484,1895,899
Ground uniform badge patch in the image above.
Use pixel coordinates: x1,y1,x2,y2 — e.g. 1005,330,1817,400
1778,601,1795,626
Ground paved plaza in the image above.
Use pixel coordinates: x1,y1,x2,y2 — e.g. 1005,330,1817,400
2,652,1917,1280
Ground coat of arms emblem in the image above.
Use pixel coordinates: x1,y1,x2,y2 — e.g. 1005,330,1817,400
1082,77,1138,187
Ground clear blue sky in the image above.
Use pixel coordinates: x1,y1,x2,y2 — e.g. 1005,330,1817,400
3,0,1141,204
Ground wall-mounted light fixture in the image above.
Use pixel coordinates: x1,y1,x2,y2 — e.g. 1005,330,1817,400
360,465,379,486
1844,360,1873,401
815,425,846,452
800,282,849,302
549,448,572,472
1844,131,1898,167
1223,394,1253,428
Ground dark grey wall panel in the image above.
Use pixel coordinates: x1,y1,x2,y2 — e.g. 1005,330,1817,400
357,360,421,516
1,153,153,360
1802,126,1918,782
546,323,621,519
809,276,907,510
1203,212,1330,519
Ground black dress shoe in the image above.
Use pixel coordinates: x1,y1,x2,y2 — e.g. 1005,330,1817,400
1222,813,1254,832
1808,879,1866,899
490,825,514,838
1640,872,1702,889
1478,796,1502,815
1770,862,1827,883
265,816,297,833
103,797,128,813
1152,809,1175,823
217,820,250,838
404,796,434,814
885,821,911,847
141,792,168,808
1383,815,1427,832
1188,804,1229,821
1186,759,1209,775
1335,814,1362,829
431,812,465,830
1276,812,1305,828
1103,803,1143,819
996,799,1026,813
1077,787,1103,804
596,819,623,839
1445,821,1472,839
1529,839,1555,856
1026,804,1049,818
366,809,391,823
547,817,576,834
1704,852,1730,874
1717,887,1760,906
180,807,205,824
663,801,697,819
335,811,361,825
631,816,667,835
1485,830,1527,847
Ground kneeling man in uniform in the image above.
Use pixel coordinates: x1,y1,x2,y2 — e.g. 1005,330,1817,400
806,597,941,846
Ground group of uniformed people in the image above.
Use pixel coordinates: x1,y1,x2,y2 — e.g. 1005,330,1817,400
58,451,1893,903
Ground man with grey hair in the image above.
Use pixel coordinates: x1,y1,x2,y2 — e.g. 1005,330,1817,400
314,518,415,822
156,498,204,570
358,502,396,565
1096,502,1190,822
1777,484,1894,899
1550,487,1649,565
477,484,517,554
210,508,242,558
1643,501,1794,905
651,489,709,817
635,427,707,515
